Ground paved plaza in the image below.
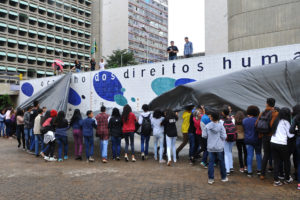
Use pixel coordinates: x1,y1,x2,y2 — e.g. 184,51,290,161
0,138,298,200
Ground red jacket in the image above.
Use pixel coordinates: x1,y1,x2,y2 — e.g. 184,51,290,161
193,117,202,135
122,112,136,133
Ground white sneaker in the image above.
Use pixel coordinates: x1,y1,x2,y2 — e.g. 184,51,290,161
49,157,57,162
221,177,229,182
44,156,50,161
208,179,214,185
159,159,166,164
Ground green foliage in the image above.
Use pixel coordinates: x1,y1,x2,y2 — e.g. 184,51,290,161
106,49,138,69
0,95,13,110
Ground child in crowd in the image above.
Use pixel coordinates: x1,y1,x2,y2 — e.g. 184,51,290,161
235,111,247,173
243,105,262,177
54,111,69,162
70,109,83,161
193,109,204,160
108,108,122,161
82,110,97,162
4,107,11,138
16,109,25,149
96,106,110,163
0,109,6,137
151,110,165,163
24,106,33,151
138,104,152,160
122,105,136,162
10,109,16,138
222,107,237,175
33,109,44,157
200,106,211,168
43,110,57,162
202,110,228,185
162,109,178,166
271,108,294,186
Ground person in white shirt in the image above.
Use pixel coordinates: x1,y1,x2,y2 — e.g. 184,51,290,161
99,58,106,70
151,110,165,163
270,107,294,186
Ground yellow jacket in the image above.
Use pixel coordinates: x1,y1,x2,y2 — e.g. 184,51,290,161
181,111,191,133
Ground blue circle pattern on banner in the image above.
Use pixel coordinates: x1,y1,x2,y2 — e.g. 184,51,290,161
68,88,82,106
21,83,34,97
93,71,124,102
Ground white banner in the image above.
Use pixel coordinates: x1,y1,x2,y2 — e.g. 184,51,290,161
19,44,300,115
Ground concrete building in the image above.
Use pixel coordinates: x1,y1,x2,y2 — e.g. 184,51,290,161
0,0,92,83
205,0,228,55
228,0,300,52
205,0,300,54
100,0,168,64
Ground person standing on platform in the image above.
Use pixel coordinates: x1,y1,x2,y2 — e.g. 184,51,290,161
184,37,193,58
167,41,179,60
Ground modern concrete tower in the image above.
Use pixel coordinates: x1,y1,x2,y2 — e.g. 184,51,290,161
0,0,92,82
228,0,300,52
100,0,168,64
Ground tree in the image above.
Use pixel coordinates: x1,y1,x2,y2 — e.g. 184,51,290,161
0,95,13,110
106,49,138,69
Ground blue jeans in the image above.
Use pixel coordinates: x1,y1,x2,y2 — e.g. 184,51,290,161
24,128,32,150
111,136,121,158
29,129,35,151
141,135,150,155
224,141,235,173
5,119,11,137
124,132,135,155
208,151,226,180
34,135,44,156
100,139,108,159
0,121,5,136
188,133,195,158
153,134,164,161
76,69,81,73
56,135,68,159
246,144,262,173
84,136,94,159
296,137,300,184
169,55,177,60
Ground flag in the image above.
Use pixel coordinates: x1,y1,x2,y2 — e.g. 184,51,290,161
91,41,97,54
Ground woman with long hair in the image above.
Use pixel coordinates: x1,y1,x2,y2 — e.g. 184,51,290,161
235,111,247,173
271,107,294,186
16,109,25,149
108,108,122,160
53,111,69,162
122,104,136,162
70,109,83,160
162,109,178,166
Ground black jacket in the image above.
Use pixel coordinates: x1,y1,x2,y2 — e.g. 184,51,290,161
108,116,122,137
162,116,178,137
290,115,300,137
188,113,195,134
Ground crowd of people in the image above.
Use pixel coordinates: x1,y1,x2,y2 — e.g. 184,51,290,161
1,98,300,190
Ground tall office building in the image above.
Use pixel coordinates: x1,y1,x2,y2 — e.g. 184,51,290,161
100,0,168,64
0,0,92,82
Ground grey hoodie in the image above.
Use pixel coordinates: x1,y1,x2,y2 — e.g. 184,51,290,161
202,121,226,152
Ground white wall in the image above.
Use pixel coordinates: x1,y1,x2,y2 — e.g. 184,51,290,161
101,0,129,58
205,0,228,55
19,44,300,116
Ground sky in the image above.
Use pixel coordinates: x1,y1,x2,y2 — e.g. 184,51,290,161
168,0,205,55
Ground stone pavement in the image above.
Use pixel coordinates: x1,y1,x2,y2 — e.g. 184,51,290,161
0,137,299,200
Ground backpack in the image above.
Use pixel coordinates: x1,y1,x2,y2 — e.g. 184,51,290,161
256,110,273,134
223,118,237,142
141,115,152,136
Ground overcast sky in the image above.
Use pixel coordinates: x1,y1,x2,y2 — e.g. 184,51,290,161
168,0,205,55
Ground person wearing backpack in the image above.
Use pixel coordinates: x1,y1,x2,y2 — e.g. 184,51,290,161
138,104,152,160
108,108,122,161
256,98,279,180
222,108,237,175
96,106,110,163
202,110,228,185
